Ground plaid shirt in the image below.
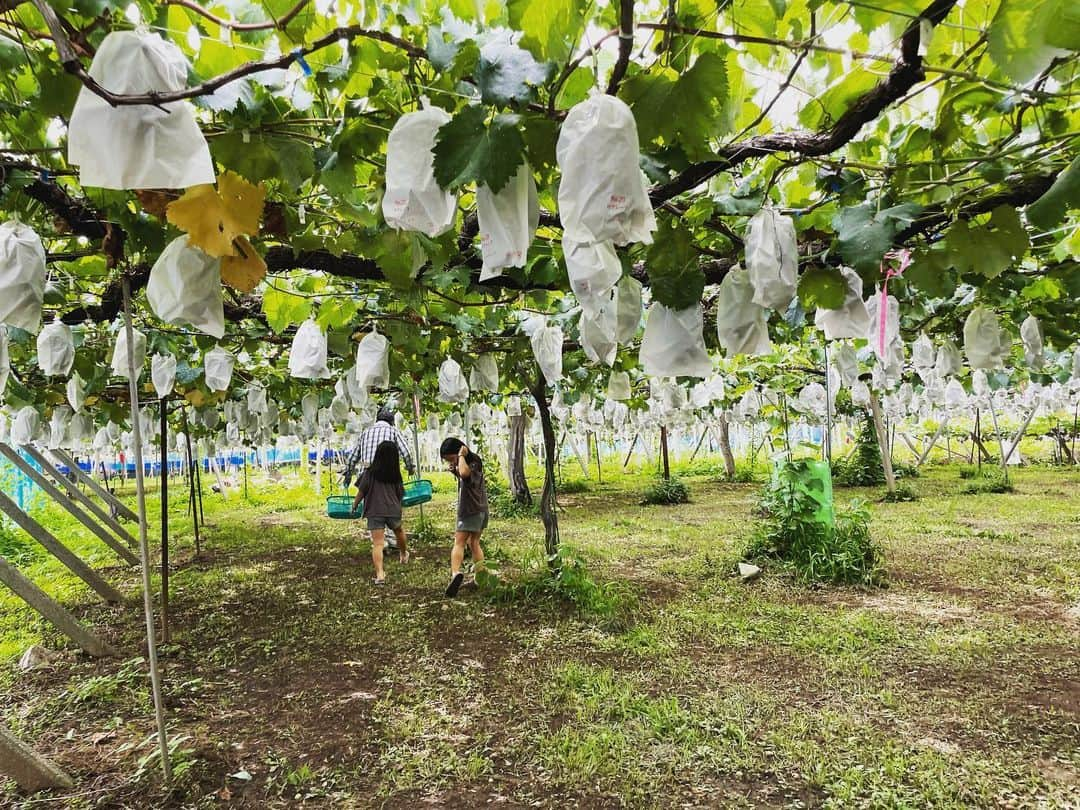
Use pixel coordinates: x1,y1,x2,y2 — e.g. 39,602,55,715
344,421,414,483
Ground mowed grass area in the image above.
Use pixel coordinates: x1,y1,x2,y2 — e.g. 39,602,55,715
1,462,1078,808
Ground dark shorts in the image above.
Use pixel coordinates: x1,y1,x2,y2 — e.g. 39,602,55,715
456,512,489,533
367,516,402,532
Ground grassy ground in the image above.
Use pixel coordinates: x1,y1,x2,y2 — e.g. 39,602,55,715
1,460,1078,808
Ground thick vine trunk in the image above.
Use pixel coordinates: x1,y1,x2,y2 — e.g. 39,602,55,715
868,391,896,495
530,373,559,565
718,413,736,480
507,413,532,506
660,426,671,480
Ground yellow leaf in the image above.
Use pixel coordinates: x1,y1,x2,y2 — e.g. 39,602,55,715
185,389,207,408
165,172,266,258
221,235,267,292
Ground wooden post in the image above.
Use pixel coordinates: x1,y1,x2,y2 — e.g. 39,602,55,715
689,428,709,462
49,449,139,523
159,399,170,644
37,449,138,546
0,490,122,603
1004,405,1039,467
593,432,602,484
507,411,532,506
660,426,671,480
718,414,736,480
0,725,75,793
0,445,138,566
121,276,171,782
868,391,896,495
0,556,115,657
986,397,1010,483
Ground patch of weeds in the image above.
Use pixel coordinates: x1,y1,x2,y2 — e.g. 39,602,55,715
487,477,538,519
962,469,1015,494
641,476,689,505
0,521,41,566
958,465,979,480
731,463,760,483
745,464,885,587
118,730,198,787
264,752,343,801
882,483,919,502
560,478,591,494
60,657,151,713
833,412,886,487
408,516,444,545
482,551,634,628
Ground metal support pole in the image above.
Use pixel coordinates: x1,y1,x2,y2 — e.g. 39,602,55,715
160,399,170,644
121,276,171,782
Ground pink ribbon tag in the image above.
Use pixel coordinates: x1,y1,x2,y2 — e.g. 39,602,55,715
878,249,912,357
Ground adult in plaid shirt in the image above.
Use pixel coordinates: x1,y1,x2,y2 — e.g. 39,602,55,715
343,405,415,487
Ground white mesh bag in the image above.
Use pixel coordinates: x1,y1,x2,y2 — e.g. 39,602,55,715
381,103,457,237
477,163,539,279
147,236,225,339
964,307,1010,370
67,31,214,189
864,289,900,360
1072,347,1080,381
564,238,621,316
640,303,712,378
944,377,968,409
814,267,870,340
607,370,631,401
48,406,71,450
66,371,86,413
354,330,390,389
531,324,564,384
935,340,963,378
614,274,643,344
580,304,618,367
151,353,177,399
832,342,860,387
288,319,331,380
469,354,499,393
850,379,871,408
1020,315,1044,369
36,320,75,377
797,382,828,419
110,323,146,380
912,333,935,376
556,95,656,245
0,221,46,334
716,267,772,357
11,406,40,446
204,345,235,392
745,208,797,310
438,358,470,403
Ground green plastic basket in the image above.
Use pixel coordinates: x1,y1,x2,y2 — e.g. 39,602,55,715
326,495,362,519
403,479,433,508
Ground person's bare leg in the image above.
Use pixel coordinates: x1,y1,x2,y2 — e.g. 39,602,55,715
394,525,408,563
371,529,386,582
468,531,485,571
450,531,469,575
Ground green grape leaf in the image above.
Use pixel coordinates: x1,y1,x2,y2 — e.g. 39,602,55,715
521,115,558,173
950,205,1029,278
211,133,315,192
645,219,705,309
987,0,1072,83
797,266,846,310
374,230,422,288
508,0,585,63
832,202,921,272
0,34,24,70
1020,276,1064,301
799,67,878,129
1026,155,1080,231
316,298,359,332
905,248,957,298
475,41,552,106
433,106,526,193
262,283,312,334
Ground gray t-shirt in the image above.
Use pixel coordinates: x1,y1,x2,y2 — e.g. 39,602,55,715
356,470,404,519
456,458,488,519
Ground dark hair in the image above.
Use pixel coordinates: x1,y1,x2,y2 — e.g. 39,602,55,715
376,406,395,425
440,436,479,465
370,441,403,486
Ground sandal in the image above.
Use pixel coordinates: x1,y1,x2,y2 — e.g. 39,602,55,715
399,551,410,565
445,572,464,598
373,577,386,586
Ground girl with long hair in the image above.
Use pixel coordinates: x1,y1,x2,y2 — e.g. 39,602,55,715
352,440,408,584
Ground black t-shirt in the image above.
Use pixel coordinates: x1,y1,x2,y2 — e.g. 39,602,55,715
356,470,404,519
457,457,488,518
